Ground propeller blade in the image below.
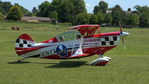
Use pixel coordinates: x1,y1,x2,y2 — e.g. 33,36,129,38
122,38,126,49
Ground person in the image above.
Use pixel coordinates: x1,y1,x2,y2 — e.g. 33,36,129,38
76,35,81,39
60,36,64,42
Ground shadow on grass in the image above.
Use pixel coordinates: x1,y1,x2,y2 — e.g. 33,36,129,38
8,61,31,64
45,61,87,68
33,62,57,65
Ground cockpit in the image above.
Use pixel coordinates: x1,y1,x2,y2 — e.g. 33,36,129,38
56,31,81,42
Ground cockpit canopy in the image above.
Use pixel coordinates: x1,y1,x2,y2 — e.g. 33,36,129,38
56,31,81,42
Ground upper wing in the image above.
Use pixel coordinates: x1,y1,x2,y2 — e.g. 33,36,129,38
70,25,100,37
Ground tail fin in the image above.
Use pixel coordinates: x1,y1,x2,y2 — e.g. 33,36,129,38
15,34,35,56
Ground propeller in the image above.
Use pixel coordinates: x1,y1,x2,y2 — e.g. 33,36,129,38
119,21,126,49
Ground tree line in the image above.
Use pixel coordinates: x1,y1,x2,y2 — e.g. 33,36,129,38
0,0,149,27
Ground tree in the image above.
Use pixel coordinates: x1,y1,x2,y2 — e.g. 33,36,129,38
142,10,149,27
57,0,75,22
112,5,123,25
37,1,51,17
104,14,113,24
127,14,139,27
32,7,38,15
51,0,86,24
96,11,105,24
0,12,3,21
89,14,98,24
75,12,90,25
15,3,29,15
0,1,12,15
134,5,149,27
72,0,86,14
6,5,22,21
49,10,58,20
128,8,131,12
93,1,108,14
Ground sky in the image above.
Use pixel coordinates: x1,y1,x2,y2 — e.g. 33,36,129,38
1,0,149,13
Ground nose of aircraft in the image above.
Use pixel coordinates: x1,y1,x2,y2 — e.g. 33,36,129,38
120,32,129,38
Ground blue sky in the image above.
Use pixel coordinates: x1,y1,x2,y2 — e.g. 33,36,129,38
2,0,149,13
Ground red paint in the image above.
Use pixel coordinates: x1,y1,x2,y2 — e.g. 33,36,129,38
15,47,46,56
12,27,20,31
71,25,99,37
41,37,58,43
95,61,109,66
93,32,120,37
18,34,33,41
15,25,123,61
83,46,116,55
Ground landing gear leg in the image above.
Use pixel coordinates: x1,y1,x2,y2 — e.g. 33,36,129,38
98,54,102,58
98,53,104,58
17,58,26,63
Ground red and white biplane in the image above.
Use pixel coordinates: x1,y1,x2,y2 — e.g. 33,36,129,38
15,25,129,66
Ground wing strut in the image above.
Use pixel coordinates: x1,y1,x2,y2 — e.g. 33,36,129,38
72,36,84,56
67,35,89,58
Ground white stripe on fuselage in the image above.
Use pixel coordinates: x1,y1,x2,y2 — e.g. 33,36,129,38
20,35,120,58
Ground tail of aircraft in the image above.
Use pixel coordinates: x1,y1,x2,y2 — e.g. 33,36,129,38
15,34,35,56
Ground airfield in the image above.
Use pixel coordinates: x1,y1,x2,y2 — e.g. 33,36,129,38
0,22,149,84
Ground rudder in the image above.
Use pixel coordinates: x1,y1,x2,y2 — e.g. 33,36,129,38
15,34,35,56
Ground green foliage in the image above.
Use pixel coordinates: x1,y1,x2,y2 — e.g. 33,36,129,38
6,5,23,21
134,5,142,14
32,7,38,15
121,12,129,25
89,14,98,24
104,14,113,24
112,5,123,25
49,10,58,20
57,0,75,22
127,14,139,27
75,12,90,25
96,11,105,24
142,11,149,27
134,5,149,27
51,0,86,24
141,6,149,27
0,12,3,21
37,1,51,17
0,1,12,15
93,1,108,14
72,0,87,13
14,3,30,15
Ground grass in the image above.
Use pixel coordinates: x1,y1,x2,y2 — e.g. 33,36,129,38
0,22,149,84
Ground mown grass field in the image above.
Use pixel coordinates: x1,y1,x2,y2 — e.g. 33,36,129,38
0,22,149,84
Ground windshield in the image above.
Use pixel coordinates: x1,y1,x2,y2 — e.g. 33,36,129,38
56,31,81,42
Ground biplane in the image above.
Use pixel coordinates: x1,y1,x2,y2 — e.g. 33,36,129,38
15,25,129,66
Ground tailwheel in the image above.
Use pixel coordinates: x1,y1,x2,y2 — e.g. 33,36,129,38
89,54,111,66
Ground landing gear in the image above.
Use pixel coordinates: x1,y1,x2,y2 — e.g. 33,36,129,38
17,58,26,63
89,54,111,66
98,54,103,58
98,53,104,58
